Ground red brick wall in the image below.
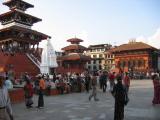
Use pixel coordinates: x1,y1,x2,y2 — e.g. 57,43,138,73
9,88,25,104
0,52,40,78
50,89,59,95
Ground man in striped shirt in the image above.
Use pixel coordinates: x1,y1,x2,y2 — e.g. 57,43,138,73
0,75,13,120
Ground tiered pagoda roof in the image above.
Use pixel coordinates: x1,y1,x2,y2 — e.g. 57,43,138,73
0,9,41,26
61,44,87,51
0,0,50,44
0,0,51,77
60,37,90,61
67,38,83,44
3,0,34,11
0,25,49,44
61,38,87,52
60,53,90,61
111,42,158,53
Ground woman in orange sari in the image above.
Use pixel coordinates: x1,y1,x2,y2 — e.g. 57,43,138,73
37,76,46,108
152,74,160,105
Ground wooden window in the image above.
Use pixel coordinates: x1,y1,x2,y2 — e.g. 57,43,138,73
99,54,103,58
93,65,97,70
122,61,126,67
128,61,131,68
138,60,142,67
88,66,91,70
93,60,96,64
99,65,102,70
93,55,97,58
133,60,136,67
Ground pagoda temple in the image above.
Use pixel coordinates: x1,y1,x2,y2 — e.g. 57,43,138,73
111,40,159,74
0,0,50,78
56,38,91,74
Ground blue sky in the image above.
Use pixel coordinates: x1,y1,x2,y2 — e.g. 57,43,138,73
0,0,160,50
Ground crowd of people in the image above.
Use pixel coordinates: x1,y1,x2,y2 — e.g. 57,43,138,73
23,70,131,120
0,69,131,120
1,69,160,120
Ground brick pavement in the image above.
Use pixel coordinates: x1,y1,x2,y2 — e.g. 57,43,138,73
12,80,160,120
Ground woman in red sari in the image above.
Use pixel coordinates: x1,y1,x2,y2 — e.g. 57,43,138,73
24,79,34,108
152,74,160,105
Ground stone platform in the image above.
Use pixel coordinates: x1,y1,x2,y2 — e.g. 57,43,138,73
12,80,160,120
9,88,25,104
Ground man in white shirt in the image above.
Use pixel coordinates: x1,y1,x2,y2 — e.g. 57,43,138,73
5,77,13,89
0,75,13,120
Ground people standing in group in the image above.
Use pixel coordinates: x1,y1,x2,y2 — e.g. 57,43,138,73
109,72,115,91
100,71,108,92
0,75,14,120
123,72,130,93
84,71,91,93
112,75,128,120
37,76,46,108
89,72,99,101
24,79,34,108
152,73,160,105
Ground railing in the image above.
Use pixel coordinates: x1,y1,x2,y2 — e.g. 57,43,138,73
26,53,41,68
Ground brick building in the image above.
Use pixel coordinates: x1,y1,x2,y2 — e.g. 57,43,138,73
111,41,159,74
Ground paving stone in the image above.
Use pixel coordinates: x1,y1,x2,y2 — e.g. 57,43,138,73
12,80,160,120
98,113,106,119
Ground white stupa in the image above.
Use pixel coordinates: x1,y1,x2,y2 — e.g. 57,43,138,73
40,39,58,74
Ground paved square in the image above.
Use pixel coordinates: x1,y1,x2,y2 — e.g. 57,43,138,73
12,80,160,120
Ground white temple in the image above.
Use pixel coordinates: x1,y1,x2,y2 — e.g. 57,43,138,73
40,39,58,74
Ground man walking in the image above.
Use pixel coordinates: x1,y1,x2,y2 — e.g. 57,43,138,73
85,72,91,93
89,72,99,101
100,71,108,92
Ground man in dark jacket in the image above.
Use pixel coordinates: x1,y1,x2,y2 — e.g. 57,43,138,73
85,72,91,93
112,75,128,120
100,71,108,92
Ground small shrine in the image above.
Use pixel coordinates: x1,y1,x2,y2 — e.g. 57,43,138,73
57,38,91,74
